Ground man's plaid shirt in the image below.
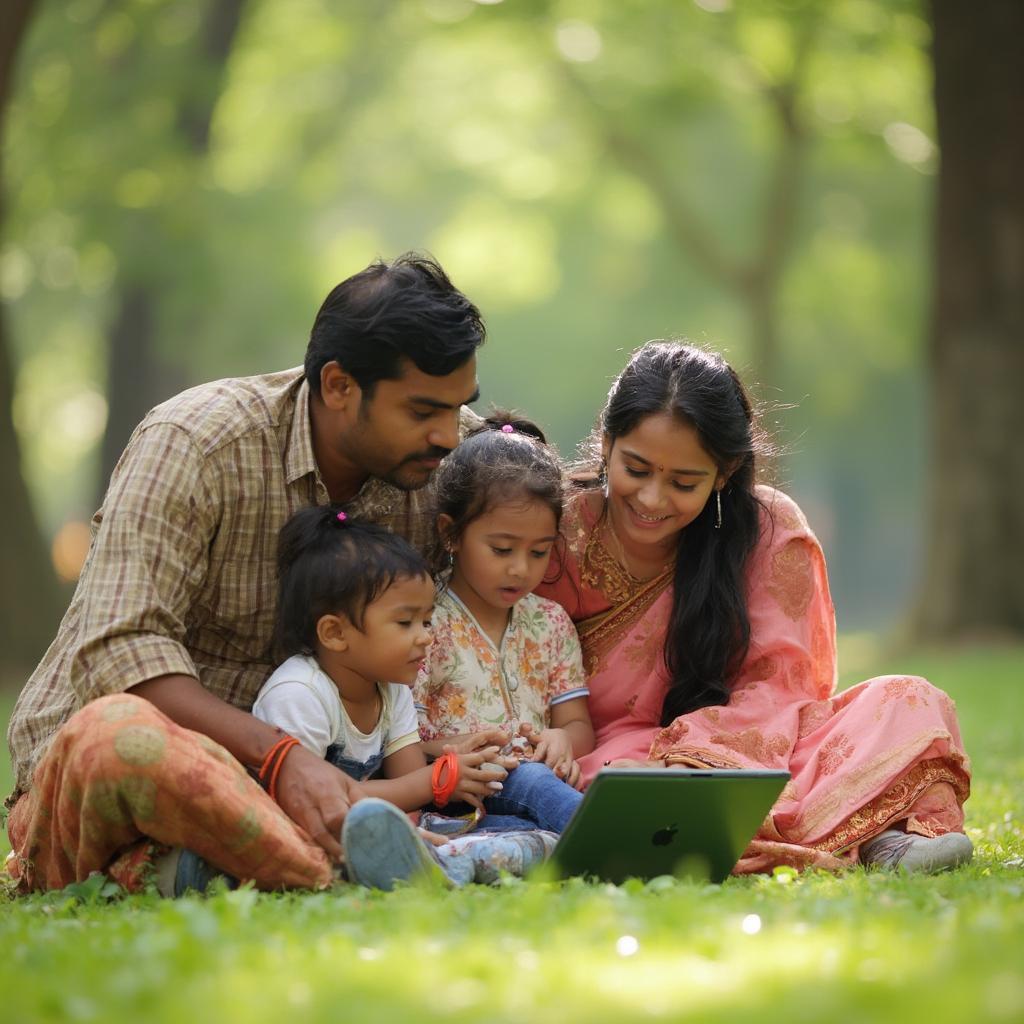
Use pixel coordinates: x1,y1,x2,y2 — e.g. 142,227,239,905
7,367,466,803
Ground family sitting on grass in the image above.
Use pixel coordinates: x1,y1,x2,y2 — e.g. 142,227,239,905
4,254,972,896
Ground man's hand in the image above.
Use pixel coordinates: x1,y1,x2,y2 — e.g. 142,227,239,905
130,674,365,862
273,744,365,862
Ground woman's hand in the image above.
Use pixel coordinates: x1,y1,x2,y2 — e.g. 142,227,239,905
604,758,667,770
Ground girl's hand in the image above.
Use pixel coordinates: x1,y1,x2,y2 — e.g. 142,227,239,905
520,725,577,785
446,729,512,756
446,745,508,810
563,759,584,791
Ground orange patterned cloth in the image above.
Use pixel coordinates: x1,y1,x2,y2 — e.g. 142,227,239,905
5,695,333,893
537,486,971,872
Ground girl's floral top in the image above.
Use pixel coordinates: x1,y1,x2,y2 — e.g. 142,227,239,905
414,590,588,740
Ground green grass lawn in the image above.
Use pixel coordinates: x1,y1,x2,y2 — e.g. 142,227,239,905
2,643,1022,1024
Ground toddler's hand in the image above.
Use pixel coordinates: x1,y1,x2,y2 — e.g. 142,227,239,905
446,745,508,810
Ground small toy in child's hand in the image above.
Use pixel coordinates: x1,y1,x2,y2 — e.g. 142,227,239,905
480,761,506,789
499,734,532,761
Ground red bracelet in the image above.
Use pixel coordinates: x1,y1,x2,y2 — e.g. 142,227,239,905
431,751,460,808
258,735,300,803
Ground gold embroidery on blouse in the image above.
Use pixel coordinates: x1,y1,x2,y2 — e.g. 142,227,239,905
579,516,670,606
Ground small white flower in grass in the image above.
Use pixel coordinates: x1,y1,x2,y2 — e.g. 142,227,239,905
741,914,762,935
616,935,640,957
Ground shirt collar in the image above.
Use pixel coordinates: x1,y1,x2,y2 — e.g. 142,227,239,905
284,375,403,517
284,375,318,486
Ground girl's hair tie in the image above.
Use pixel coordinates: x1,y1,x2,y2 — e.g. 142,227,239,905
335,511,349,525
500,423,514,433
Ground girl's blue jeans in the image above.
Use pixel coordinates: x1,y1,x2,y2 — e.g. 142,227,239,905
445,760,583,834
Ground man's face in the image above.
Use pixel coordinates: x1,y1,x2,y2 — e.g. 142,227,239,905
343,357,479,491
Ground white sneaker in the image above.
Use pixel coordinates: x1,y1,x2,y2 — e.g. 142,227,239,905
860,829,973,874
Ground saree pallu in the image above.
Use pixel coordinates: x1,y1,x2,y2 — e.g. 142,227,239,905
537,486,971,873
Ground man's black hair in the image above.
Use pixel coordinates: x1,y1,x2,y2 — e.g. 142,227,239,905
304,252,485,397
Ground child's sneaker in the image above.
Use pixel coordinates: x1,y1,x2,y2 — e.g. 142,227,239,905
342,798,455,891
153,847,238,897
860,829,973,873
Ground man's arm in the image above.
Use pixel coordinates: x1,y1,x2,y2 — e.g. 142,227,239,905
132,674,359,861
77,423,358,859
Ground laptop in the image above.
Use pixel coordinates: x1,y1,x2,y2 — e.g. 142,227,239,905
544,767,790,884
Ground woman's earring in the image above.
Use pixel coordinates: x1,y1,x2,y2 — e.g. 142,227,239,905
715,489,723,530
600,458,609,498
444,546,454,570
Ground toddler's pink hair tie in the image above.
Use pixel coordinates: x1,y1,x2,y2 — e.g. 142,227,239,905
336,511,348,524
501,424,514,433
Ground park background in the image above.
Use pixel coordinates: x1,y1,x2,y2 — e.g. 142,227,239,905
0,2,1021,1023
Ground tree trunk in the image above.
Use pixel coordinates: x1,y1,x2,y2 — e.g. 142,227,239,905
97,284,186,496
914,0,1024,637
0,0,65,675
97,0,246,501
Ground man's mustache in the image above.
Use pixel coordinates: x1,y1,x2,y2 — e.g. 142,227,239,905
401,446,452,465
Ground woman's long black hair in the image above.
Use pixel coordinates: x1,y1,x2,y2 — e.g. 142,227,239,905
588,341,767,725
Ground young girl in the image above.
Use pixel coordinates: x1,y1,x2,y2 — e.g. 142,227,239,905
414,414,594,831
252,505,560,889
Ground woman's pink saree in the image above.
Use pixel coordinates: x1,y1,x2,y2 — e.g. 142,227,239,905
538,487,970,872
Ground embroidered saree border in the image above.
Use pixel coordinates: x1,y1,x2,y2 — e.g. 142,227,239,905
577,570,671,676
807,757,970,854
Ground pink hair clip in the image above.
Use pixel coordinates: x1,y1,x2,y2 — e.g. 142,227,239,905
335,511,349,524
501,424,514,433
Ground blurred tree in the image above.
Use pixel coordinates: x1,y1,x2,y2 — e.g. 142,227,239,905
97,0,247,501
914,0,1024,637
1,0,944,630
0,0,63,675
560,1,821,384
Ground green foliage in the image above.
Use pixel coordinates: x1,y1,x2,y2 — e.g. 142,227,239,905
1,643,1022,1023
3,0,943,624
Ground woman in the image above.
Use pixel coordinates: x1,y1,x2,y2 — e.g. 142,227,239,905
537,341,972,874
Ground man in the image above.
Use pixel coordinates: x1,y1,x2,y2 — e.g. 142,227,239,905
5,253,486,893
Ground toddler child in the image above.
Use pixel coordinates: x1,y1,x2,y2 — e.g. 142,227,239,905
252,505,560,888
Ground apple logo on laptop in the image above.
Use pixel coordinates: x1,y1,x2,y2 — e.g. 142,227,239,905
651,823,678,847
